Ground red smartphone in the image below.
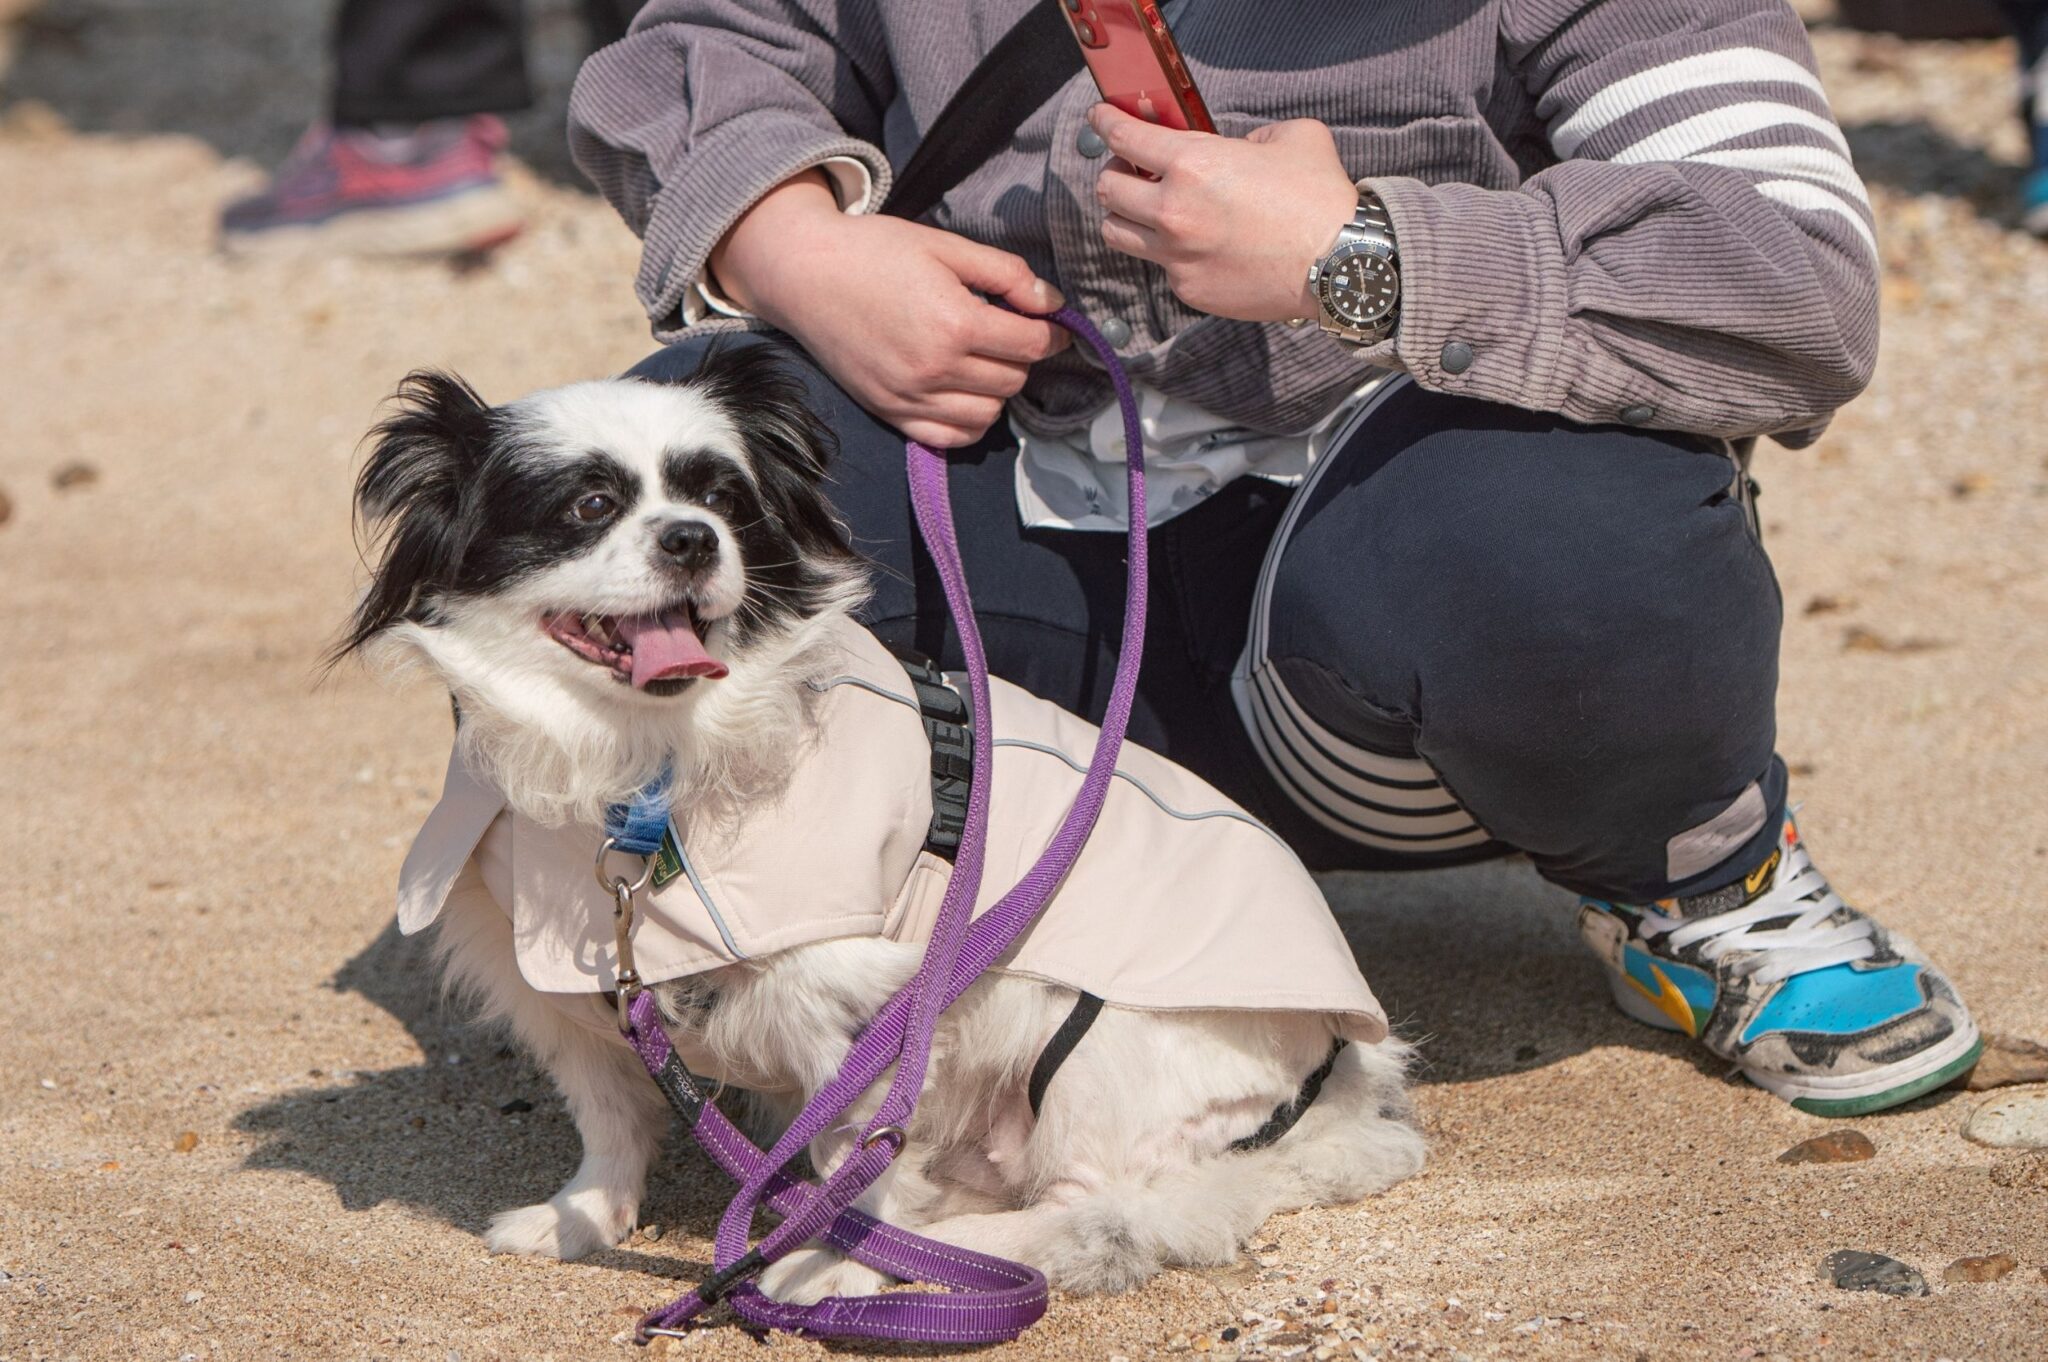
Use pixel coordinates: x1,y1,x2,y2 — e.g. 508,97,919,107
1059,0,1214,134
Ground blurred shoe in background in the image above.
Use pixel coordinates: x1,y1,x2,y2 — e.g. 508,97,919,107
221,114,522,259
1994,0,2048,235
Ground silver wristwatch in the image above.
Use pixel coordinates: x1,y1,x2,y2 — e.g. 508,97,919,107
1306,188,1400,346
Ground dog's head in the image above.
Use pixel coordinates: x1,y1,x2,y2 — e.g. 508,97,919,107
338,343,865,818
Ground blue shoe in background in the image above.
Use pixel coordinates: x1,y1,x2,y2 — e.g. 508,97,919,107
2024,166,2048,238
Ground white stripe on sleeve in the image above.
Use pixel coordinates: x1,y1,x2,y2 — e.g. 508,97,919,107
1690,144,1872,209
1609,101,1852,165
1550,47,1830,159
1753,179,1879,256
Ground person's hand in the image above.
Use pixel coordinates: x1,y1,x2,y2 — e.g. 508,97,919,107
709,172,1070,448
1089,105,1360,323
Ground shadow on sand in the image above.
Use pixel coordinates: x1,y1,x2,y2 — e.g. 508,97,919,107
1845,118,2032,230
231,915,745,1267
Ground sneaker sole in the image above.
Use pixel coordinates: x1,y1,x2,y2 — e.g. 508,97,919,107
1768,1028,1983,1117
1604,970,1982,1116
222,185,524,260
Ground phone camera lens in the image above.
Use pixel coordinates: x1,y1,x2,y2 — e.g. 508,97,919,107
1062,0,1083,10
1074,17,1096,42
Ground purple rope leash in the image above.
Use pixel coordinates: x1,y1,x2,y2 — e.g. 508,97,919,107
627,306,1147,1344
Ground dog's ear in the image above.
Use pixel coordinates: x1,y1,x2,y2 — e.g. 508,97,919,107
333,370,496,660
688,342,858,565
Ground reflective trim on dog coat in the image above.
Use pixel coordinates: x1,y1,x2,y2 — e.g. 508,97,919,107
397,618,1388,1042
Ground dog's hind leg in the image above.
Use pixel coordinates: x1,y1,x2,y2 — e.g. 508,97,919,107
1246,1038,1426,1211
910,1036,1424,1294
434,870,670,1260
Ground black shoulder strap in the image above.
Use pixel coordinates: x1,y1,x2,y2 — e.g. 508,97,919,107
881,0,1084,222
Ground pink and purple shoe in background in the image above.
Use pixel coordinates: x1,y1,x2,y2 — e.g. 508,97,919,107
220,114,524,259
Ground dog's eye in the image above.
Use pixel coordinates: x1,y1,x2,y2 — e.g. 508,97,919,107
701,488,729,511
571,493,617,524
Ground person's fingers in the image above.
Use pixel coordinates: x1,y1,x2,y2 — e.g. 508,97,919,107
899,422,980,450
1100,213,1168,264
897,392,1007,448
962,306,1072,364
1095,162,1167,228
925,232,1065,314
943,354,1035,398
1088,102,1198,175
1246,117,1335,151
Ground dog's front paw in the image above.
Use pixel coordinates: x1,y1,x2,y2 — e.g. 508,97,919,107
485,1189,637,1260
758,1247,892,1305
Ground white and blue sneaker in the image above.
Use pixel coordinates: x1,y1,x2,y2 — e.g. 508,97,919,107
1578,817,1981,1116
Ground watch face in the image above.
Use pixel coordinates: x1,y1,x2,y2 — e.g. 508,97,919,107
1321,246,1399,328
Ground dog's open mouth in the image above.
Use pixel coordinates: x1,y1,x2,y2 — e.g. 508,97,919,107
542,606,730,694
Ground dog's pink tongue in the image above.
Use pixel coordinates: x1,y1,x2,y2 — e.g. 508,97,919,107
616,610,728,688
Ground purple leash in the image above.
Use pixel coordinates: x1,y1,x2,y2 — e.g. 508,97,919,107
616,306,1148,1344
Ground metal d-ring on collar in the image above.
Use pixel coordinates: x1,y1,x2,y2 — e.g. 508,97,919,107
595,836,653,1030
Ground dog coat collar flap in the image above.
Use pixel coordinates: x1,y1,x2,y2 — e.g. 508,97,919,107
397,745,504,936
395,620,939,993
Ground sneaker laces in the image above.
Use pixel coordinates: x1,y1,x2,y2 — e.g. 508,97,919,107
1643,838,1877,986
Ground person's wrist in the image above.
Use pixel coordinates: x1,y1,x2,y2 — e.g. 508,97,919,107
1291,175,1367,322
707,169,840,319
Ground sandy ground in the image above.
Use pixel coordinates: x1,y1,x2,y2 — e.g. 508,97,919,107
2,2,2045,1359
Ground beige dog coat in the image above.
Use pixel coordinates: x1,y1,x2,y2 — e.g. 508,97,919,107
396,619,1387,1043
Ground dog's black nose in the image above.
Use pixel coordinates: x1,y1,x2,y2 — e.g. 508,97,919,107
656,518,720,569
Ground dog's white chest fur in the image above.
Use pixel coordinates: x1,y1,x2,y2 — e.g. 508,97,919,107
397,617,1388,1041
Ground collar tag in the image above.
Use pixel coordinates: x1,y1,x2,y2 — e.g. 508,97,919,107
650,819,685,891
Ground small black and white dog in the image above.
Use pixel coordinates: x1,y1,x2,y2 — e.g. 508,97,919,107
340,344,1422,1303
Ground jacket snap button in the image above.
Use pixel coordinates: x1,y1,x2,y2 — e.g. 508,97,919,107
1098,316,1133,347
1077,126,1109,158
1620,403,1656,426
1439,341,1474,375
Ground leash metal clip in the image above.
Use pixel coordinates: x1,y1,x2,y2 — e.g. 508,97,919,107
596,836,653,1030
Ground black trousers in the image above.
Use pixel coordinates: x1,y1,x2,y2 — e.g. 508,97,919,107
332,0,640,126
628,336,1788,904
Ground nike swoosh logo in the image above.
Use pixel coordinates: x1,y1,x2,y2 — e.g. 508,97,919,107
1745,850,1780,898
1626,959,1701,1037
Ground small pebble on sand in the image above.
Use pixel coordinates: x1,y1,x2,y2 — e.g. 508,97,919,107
1778,1130,1876,1164
50,461,99,490
1943,1254,2016,1283
1963,1092,2048,1149
1820,1250,1928,1297
0,487,11,527
183,1290,204,1304
1964,1036,2048,1091
172,1131,198,1153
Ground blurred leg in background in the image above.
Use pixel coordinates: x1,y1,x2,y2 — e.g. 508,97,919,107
1995,0,2048,234
221,0,640,259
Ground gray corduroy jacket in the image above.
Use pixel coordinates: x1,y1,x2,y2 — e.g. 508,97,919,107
568,0,1878,444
